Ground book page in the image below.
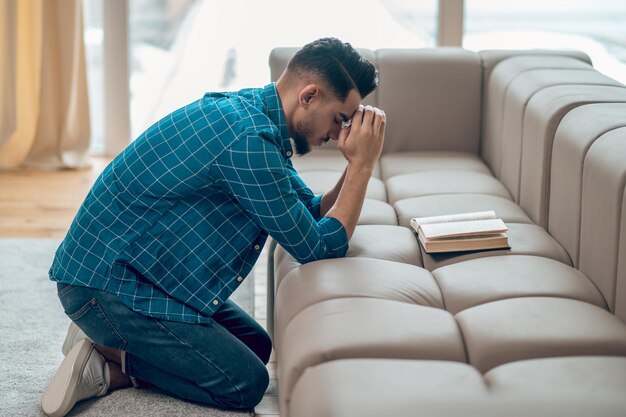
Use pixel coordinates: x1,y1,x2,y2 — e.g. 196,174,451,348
420,218,508,239
410,210,496,231
418,230,509,253
422,232,508,242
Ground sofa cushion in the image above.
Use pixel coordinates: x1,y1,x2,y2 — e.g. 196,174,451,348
379,151,491,180
279,297,468,414
478,49,591,94
298,170,387,201
579,127,626,315
618,190,626,322
386,170,511,204
275,258,443,347
549,104,626,268
420,223,572,271
346,224,421,262
288,357,626,417
482,55,592,174
351,198,398,225
274,224,422,289
376,48,481,154
290,148,382,179
485,356,626,395
432,255,606,314
519,84,626,227
499,69,621,201
394,193,532,229
456,297,626,373
288,359,487,417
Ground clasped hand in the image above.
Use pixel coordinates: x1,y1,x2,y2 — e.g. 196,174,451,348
337,105,386,170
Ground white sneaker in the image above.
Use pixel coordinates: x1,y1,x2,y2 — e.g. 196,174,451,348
42,338,110,417
61,322,93,356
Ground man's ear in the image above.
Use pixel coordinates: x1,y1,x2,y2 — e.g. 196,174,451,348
299,84,319,109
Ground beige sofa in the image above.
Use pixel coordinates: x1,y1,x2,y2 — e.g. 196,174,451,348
267,48,626,416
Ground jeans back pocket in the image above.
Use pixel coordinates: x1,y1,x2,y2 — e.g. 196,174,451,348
60,288,127,351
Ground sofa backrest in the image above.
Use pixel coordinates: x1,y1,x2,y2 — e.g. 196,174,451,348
549,104,626,268
269,47,482,155
477,50,592,174
480,54,626,320
578,124,626,320
479,52,626,231
375,48,481,154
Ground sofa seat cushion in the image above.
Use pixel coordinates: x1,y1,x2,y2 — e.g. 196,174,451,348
352,198,398,225
288,359,487,417
456,297,626,373
379,151,491,180
432,255,607,314
274,225,422,289
485,356,626,396
394,193,533,229
298,170,387,201
385,170,511,204
420,223,572,271
279,297,468,414
274,258,443,346
346,225,422,264
290,149,382,179
289,358,626,417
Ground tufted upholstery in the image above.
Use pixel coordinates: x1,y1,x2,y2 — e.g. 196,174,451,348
267,48,626,416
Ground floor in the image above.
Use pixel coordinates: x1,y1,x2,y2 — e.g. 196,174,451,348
0,157,279,416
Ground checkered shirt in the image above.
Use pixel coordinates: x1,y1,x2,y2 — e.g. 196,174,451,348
49,83,348,323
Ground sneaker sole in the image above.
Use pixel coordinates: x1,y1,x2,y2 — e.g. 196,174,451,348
42,338,94,417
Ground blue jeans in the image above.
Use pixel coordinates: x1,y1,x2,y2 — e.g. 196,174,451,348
56,282,271,410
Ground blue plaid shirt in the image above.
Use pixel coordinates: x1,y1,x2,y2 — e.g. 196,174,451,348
49,83,349,323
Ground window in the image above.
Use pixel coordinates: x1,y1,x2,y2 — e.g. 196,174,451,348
135,0,438,135
83,0,198,152
464,0,626,83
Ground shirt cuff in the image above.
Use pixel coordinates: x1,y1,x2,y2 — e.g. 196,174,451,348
309,194,323,220
318,216,349,258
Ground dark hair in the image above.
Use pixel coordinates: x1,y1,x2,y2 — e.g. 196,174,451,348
287,37,378,101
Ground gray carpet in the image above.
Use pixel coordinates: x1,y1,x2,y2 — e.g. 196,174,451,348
0,239,254,417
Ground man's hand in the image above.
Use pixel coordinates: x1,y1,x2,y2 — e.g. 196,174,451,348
325,105,386,240
337,105,386,170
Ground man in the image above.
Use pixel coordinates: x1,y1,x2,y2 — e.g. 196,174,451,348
42,37,385,416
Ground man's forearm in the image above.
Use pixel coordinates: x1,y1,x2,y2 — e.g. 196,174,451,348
320,166,348,217
325,163,372,240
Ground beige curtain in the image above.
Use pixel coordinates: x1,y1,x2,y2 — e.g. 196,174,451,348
0,0,90,169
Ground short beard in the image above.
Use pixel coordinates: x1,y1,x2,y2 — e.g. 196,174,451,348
292,121,313,155
292,133,310,155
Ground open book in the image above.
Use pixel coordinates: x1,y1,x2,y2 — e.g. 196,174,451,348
410,211,510,253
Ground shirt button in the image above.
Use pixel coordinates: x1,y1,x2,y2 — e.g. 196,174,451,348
254,244,260,250
212,299,219,305
237,276,243,282
285,150,293,157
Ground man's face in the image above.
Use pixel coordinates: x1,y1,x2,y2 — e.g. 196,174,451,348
292,88,361,155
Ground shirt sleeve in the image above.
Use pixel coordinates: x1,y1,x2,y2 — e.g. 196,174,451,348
285,158,323,221
211,136,348,264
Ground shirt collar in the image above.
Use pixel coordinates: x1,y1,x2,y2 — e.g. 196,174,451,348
261,83,294,158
